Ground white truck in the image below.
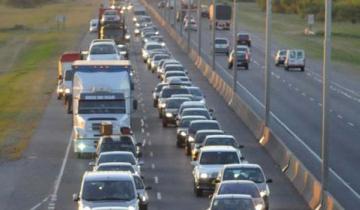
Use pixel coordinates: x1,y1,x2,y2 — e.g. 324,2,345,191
71,60,137,158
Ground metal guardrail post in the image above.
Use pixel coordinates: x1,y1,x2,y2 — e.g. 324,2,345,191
197,0,201,56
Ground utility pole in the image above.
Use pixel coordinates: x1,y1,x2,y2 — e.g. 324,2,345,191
264,0,272,127
187,1,191,51
211,0,216,70
232,0,237,91
321,0,332,209
174,0,177,29
197,0,202,56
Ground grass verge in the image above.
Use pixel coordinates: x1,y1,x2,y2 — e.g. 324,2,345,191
0,0,98,159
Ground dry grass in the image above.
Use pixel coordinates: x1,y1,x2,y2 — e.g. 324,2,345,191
0,0,98,159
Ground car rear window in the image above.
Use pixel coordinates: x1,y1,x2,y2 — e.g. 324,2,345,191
238,34,249,40
98,154,136,165
223,168,264,183
161,88,189,98
205,137,236,147
215,39,227,44
200,151,240,165
218,183,260,198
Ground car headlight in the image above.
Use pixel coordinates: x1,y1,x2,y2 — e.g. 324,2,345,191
260,190,267,197
133,17,137,22
125,34,131,40
165,112,173,118
128,206,136,210
155,31,159,35
200,173,208,179
180,131,186,136
83,207,91,210
160,103,166,108
161,42,166,47
255,204,264,210
134,29,140,34
141,195,147,202
65,88,71,94
78,143,86,151
199,98,205,104
188,136,195,143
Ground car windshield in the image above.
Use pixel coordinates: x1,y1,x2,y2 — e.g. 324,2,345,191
90,44,116,54
165,66,184,71
166,72,186,78
154,55,170,61
180,118,199,128
182,110,210,119
200,151,239,165
65,70,74,81
161,88,189,98
156,84,167,92
97,165,135,173
133,176,145,189
189,122,219,134
211,197,255,210
166,98,189,109
238,34,249,40
78,100,126,114
98,154,136,165
297,51,304,59
100,142,136,154
82,180,135,201
235,53,246,59
215,39,227,44
134,11,147,16
205,137,236,147
146,45,162,50
195,132,223,144
218,183,260,198
279,50,286,56
188,88,203,97
223,168,264,183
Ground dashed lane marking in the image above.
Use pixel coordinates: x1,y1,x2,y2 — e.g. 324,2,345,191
149,151,154,157
151,163,155,169
157,192,162,200
337,115,343,120
154,176,159,184
146,132,150,137
347,122,355,127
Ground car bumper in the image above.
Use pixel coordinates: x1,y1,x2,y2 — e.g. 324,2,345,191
163,115,177,124
195,178,216,190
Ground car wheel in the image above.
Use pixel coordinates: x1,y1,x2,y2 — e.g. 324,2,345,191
194,184,202,197
275,62,279,67
159,112,162,118
285,66,289,71
301,67,305,72
140,204,148,210
162,120,167,127
245,64,249,70
153,100,157,107
185,144,191,156
57,94,62,100
176,139,183,148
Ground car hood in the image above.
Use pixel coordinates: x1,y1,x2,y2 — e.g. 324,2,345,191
197,165,224,177
87,54,119,61
164,108,178,113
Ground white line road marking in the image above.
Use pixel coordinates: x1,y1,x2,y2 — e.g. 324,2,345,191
309,97,314,101
347,122,355,127
337,114,343,120
142,139,147,147
282,79,286,83
157,192,162,200
146,132,150,137
154,176,159,184
295,87,299,92
141,128,145,133
140,119,145,127
329,109,334,113
148,140,152,146
151,163,155,169
145,123,148,128
318,103,322,107
29,196,50,210
301,92,307,96
149,151,154,157
288,83,293,87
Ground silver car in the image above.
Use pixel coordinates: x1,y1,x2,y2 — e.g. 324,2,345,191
73,171,139,210
191,146,245,196
133,174,151,210
214,37,229,55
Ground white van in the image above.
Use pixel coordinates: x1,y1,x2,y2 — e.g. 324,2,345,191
284,49,305,71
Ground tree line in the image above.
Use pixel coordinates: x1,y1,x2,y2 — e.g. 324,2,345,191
1,0,57,8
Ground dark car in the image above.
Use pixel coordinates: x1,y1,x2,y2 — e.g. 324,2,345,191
158,87,190,117
228,51,250,70
237,33,251,47
176,116,208,148
152,83,168,107
162,97,191,127
95,135,142,158
191,130,225,160
185,120,221,156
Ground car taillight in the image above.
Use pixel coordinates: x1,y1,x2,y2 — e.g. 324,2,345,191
245,54,249,60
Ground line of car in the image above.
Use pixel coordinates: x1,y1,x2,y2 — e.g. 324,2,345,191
136,5,273,210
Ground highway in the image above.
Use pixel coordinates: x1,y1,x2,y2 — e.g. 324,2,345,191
152,0,360,208
0,1,311,209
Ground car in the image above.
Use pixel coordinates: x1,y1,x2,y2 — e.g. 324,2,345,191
213,180,266,210
228,51,250,70
160,64,187,80
178,101,208,116
187,86,206,103
167,78,192,87
284,49,305,71
177,108,212,125
165,76,191,83
95,135,142,158
133,174,151,210
207,194,257,210
191,146,245,196
201,5,209,18
185,120,221,155
163,71,188,81
73,171,139,210
274,49,287,66
162,97,192,127
184,19,198,31
117,44,129,59
202,135,243,149
89,19,98,32
157,86,190,117
90,38,116,45
191,130,225,160
150,55,172,72
101,9,121,24
176,116,208,148
152,82,169,107
87,42,121,60
157,60,182,76
146,51,171,69
216,164,272,210
142,42,164,62
235,45,251,59
92,151,143,175
214,37,230,55
94,162,137,174
149,35,166,47
237,33,251,47
158,0,166,8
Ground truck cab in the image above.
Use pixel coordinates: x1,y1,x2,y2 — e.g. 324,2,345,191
56,52,81,104
71,60,137,157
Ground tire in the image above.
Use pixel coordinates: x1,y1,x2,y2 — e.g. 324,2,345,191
245,64,249,70
194,184,202,197
176,139,182,148
153,100,157,107
140,204,148,210
159,112,162,119
162,120,167,127
275,62,279,67
67,100,72,114
57,94,61,100
285,66,289,71
185,143,191,156
301,67,305,72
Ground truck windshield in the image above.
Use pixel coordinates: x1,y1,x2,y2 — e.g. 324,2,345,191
82,180,135,201
79,100,126,114
65,70,74,81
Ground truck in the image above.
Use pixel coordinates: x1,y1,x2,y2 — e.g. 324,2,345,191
97,7,128,44
71,60,137,157
56,52,81,103
209,4,232,30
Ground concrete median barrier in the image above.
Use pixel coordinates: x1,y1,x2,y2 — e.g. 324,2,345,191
139,1,344,209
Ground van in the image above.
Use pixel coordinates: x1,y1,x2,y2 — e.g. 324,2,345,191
284,49,305,71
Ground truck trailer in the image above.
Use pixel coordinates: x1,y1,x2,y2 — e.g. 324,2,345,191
209,4,232,30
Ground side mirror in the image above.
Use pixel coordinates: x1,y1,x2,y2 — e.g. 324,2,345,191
137,152,143,158
240,156,245,161
133,99,138,110
266,178,273,183
72,193,80,202
209,108,214,113
145,186,152,190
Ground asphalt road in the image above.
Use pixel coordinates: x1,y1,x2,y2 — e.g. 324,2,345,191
0,1,310,209
152,1,360,208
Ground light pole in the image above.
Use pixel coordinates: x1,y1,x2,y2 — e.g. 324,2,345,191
232,0,237,91
197,0,202,56
264,0,272,127
187,2,191,51
321,0,332,209
211,0,216,70
174,0,177,29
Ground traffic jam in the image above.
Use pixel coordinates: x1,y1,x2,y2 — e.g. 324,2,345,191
56,0,272,209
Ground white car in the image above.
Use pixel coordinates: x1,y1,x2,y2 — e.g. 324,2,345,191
214,37,229,55
141,42,164,62
89,19,98,32
284,49,305,71
87,42,121,60
73,171,139,210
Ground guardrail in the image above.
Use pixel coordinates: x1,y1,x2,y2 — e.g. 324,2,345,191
140,0,344,209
